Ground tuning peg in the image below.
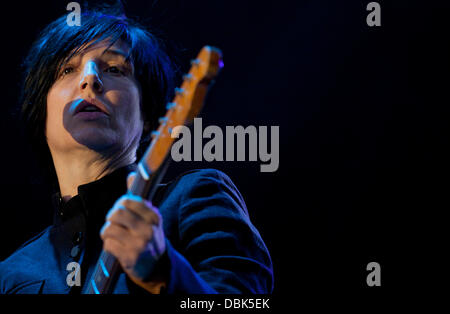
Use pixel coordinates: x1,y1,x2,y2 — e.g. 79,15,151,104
175,87,185,95
166,102,176,110
182,73,193,81
190,59,200,66
158,117,168,125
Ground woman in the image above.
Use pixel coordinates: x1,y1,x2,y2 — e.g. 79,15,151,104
0,7,273,294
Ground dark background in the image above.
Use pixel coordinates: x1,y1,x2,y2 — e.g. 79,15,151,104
0,0,448,302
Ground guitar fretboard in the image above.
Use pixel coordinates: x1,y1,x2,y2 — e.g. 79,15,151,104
82,251,121,294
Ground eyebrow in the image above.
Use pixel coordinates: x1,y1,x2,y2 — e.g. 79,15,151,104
101,49,131,63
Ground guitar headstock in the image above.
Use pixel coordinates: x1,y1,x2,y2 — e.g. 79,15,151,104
141,46,223,174
183,46,224,123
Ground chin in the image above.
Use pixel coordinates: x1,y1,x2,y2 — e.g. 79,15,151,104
71,128,118,152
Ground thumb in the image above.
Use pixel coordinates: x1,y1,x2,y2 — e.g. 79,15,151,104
127,171,136,189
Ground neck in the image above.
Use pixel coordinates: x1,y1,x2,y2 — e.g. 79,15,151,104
51,147,135,201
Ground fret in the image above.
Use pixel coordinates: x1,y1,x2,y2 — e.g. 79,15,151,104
91,279,100,294
99,257,109,278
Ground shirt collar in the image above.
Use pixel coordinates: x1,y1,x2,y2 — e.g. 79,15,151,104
52,163,137,225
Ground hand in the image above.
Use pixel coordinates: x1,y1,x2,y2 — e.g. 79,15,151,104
100,171,167,291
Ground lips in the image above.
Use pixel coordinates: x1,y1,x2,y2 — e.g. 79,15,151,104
74,99,109,116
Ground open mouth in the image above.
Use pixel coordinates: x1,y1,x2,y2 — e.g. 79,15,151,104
74,99,109,116
79,105,102,112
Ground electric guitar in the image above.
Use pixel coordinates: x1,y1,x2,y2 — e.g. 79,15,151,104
81,46,223,294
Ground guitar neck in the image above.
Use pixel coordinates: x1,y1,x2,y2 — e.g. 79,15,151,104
81,250,121,294
81,158,169,294
80,46,223,294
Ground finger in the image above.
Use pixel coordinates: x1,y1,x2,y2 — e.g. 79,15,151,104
103,237,134,269
127,172,136,189
100,221,131,246
101,220,150,252
106,205,153,240
118,195,161,225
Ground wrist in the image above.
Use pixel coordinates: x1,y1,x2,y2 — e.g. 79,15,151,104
130,249,170,294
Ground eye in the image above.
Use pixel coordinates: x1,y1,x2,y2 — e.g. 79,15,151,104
60,66,74,77
105,66,123,74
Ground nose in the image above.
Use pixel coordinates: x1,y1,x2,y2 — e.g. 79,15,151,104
79,61,104,93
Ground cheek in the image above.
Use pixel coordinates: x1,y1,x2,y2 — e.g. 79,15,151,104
111,85,143,128
45,88,63,133
45,83,74,141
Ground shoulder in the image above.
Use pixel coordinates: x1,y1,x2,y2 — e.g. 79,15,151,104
156,168,247,214
1,226,51,264
0,226,52,293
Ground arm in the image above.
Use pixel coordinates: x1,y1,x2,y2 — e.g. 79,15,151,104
105,168,274,294
162,169,273,294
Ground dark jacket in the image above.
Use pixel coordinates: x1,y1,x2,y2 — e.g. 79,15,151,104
0,165,273,294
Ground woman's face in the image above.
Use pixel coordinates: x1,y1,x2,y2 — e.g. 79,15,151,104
46,39,143,158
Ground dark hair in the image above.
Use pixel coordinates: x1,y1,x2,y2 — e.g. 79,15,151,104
20,6,176,189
